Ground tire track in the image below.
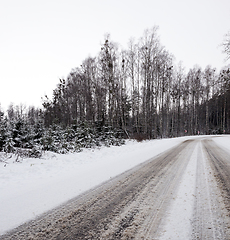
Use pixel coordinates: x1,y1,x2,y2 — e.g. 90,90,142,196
195,139,230,239
159,139,198,240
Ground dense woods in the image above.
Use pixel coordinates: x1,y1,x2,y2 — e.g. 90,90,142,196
1,27,230,155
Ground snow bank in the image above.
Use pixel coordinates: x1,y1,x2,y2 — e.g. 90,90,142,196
0,137,185,235
211,135,230,153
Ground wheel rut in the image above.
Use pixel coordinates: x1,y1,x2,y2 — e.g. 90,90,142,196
200,139,230,239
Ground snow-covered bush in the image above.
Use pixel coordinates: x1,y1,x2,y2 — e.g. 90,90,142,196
0,115,125,156
3,137,15,153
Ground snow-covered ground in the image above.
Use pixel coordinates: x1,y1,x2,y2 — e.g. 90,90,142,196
0,135,230,235
212,135,230,154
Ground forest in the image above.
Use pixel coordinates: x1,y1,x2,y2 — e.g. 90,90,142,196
0,27,230,156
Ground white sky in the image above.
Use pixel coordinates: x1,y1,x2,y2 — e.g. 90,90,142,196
0,0,230,111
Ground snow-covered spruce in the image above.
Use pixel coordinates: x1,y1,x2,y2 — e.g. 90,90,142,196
0,119,125,156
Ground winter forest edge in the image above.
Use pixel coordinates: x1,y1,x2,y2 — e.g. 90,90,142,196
1,27,230,158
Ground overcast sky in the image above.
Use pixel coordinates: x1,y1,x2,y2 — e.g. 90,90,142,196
0,0,230,111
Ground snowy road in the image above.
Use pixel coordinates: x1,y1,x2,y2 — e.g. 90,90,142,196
1,137,230,239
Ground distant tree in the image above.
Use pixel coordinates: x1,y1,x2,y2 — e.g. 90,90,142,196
98,36,119,127
0,106,7,151
203,66,216,134
7,103,15,121
222,31,230,60
172,62,185,137
0,104,4,122
81,57,96,122
127,39,140,134
219,68,230,132
138,27,162,138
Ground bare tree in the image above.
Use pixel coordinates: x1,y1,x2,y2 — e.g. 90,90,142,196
222,31,230,60
203,66,216,134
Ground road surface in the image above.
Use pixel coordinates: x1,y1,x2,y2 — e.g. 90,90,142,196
1,137,230,239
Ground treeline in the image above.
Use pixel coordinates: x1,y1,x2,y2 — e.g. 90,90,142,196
43,28,230,138
0,27,230,155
